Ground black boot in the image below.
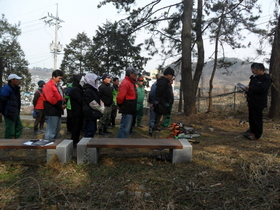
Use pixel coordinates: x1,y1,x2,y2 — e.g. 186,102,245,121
104,127,112,134
98,129,105,135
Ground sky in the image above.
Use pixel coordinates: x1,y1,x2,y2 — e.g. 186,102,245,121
0,0,278,72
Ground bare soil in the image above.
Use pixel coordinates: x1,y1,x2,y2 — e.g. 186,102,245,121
1,110,280,209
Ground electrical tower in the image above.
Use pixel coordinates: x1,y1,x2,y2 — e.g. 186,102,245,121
41,4,64,70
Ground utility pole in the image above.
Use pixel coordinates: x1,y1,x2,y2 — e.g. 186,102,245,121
41,4,64,70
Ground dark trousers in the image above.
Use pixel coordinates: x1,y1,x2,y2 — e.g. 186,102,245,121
110,105,118,126
66,109,73,133
71,116,83,145
84,119,97,138
248,106,264,139
34,109,45,131
152,113,164,132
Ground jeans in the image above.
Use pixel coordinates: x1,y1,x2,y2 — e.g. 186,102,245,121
45,116,61,139
84,119,97,138
149,109,156,134
117,114,133,138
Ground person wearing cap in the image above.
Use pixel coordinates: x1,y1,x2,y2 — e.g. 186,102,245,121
0,74,23,139
116,67,138,138
32,80,46,135
97,73,113,135
152,67,175,138
43,70,66,139
134,76,145,127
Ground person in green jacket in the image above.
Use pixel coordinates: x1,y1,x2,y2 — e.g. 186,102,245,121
109,77,119,128
64,83,73,134
135,76,145,127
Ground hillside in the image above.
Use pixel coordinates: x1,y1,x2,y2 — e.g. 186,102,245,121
200,58,254,89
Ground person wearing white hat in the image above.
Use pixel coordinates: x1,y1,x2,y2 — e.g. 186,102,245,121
0,74,23,139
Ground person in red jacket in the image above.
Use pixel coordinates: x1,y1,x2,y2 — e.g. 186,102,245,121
116,67,138,138
43,70,66,139
32,80,45,135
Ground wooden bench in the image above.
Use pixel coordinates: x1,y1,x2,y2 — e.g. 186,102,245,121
0,139,73,163
77,138,192,164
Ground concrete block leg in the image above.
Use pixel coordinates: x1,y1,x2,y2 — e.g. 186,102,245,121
47,140,73,163
46,149,56,163
170,139,192,163
56,140,73,163
77,138,100,164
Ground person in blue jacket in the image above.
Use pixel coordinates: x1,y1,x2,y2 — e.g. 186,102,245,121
0,74,23,139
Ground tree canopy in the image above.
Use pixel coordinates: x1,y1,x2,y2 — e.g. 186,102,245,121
0,14,32,92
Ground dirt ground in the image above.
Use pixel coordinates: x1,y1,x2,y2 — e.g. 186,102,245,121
1,110,280,209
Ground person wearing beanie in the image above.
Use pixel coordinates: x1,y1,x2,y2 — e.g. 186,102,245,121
97,73,113,135
152,67,175,138
32,80,46,135
0,74,23,139
242,63,271,140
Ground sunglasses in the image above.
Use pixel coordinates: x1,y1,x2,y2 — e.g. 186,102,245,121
138,80,144,82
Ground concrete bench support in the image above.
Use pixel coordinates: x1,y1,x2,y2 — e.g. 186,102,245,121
170,139,192,163
77,138,100,164
77,137,192,164
47,140,73,163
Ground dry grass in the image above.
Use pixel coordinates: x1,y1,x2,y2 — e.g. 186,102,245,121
0,110,280,209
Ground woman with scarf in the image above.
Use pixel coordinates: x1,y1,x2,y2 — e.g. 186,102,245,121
82,73,104,138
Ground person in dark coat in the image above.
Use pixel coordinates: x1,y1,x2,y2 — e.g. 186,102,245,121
243,63,272,140
0,74,23,139
152,67,175,138
97,73,113,135
82,73,103,138
69,75,83,146
148,73,163,136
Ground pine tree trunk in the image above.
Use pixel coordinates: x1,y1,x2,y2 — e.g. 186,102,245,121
268,12,280,119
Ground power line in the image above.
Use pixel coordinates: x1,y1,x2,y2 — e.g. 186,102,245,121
21,27,47,34
28,56,53,65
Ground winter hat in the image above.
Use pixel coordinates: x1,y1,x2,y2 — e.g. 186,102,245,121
137,76,144,81
125,67,138,76
163,67,175,76
37,80,45,87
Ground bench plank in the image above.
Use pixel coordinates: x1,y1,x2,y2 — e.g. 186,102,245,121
87,138,183,149
0,139,64,149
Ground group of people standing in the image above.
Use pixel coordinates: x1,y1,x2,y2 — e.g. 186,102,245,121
0,66,176,143
0,62,271,144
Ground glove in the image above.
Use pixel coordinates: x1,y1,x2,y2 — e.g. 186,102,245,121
89,100,104,113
